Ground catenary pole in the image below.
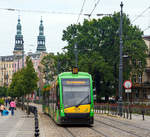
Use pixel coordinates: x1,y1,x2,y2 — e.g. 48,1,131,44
118,2,123,116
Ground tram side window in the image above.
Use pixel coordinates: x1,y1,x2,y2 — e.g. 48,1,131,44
53,85,57,103
45,92,49,106
56,85,60,108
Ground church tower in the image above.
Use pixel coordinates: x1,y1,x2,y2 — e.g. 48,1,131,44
13,17,24,55
36,19,46,52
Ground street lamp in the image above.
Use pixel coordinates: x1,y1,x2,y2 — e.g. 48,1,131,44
74,43,78,68
22,40,24,68
96,13,112,16
118,2,123,116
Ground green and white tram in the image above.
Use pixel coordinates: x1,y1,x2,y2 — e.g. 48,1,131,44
42,68,94,125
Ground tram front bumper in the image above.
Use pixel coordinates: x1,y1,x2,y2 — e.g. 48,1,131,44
60,113,93,124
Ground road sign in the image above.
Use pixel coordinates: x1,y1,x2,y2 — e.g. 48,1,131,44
125,89,131,93
123,80,132,89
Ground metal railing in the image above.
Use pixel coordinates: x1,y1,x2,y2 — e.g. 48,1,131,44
94,103,150,120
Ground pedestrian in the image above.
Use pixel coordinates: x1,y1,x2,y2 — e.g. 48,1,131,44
0,104,5,116
2,108,9,116
5,98,8,107
10,99,16,116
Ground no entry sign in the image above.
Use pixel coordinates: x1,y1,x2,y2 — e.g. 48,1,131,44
123,80,132,89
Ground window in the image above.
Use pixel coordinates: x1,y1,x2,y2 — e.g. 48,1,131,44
133,75,136,83
62,78,91,108
138,61,142,67
138,74,142,83
136,89,139,98
133,59,136,66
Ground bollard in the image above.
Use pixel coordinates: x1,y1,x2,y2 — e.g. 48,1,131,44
35,132,40,137
141,109,145,120
126,108,128,119
129,107,132,120
123,108,125,118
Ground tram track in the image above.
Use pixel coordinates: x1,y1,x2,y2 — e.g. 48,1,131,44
64,128,77,137
64,125,109,137
96,115,150,131
95,119,143,137
89,127,109,137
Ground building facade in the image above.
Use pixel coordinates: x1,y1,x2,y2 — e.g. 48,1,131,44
124,35,150,102
0,17,47,88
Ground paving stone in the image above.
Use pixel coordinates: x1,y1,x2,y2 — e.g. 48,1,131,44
0,108,34,137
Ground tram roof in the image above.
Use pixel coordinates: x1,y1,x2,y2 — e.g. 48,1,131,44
58,72,91,78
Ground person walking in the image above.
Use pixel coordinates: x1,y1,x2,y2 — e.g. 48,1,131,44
5,98,8,107
10,99,16,116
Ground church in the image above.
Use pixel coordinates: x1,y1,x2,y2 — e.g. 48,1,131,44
0,17,47,88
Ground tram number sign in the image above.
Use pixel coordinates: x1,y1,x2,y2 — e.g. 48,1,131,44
123,80,132,89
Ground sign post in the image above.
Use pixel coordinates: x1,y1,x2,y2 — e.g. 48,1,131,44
123,80,132,118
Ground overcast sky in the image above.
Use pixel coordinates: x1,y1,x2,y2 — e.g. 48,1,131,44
0,0,150,56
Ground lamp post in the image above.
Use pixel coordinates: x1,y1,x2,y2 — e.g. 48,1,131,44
22,40,24,68
118,2,123,116
74,43,78,68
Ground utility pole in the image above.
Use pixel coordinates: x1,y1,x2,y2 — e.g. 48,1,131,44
118,2,123,116
22,40,24,68
74,43,78,68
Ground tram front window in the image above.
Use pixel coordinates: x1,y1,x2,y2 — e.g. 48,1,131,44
62,79,91,108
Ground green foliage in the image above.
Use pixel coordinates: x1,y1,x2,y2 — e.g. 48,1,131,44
0,86,8,97
61,12,147,99
23,56,38,94
0,98,4,105
8,69,25,97
41,53,57,82
8,56,38,98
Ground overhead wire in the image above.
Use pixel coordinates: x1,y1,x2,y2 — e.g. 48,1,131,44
89,0,101,18
76,0,86,24
132,6,150,23
0,7,79,15
143,26,150,32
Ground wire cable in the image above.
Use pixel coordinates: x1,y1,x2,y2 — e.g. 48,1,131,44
89,0,101,18
132,6,150,23
0,7,79,15
143,26,150,32
76,0,86,24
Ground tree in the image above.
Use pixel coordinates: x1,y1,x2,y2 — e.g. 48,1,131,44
0,86,8,97
8,56,38,109
23,56,38,96
41,53,57,82
8,69,25,98
61,12,147,101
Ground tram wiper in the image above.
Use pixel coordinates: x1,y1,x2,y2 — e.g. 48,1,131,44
75,94,89,107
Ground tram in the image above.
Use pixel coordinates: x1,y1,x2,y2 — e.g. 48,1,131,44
42,68,94,125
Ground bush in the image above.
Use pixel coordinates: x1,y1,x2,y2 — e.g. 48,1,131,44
0,98,4,105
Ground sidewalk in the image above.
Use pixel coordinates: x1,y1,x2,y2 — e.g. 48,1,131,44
0,107,34,137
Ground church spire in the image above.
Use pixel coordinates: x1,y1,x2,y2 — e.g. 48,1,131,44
17,16,22,35
13,16,24,54
36,18,46,52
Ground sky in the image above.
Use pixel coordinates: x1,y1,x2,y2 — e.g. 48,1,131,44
0,0,150,56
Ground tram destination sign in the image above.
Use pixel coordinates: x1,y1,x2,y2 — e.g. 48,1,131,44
62,79,90,85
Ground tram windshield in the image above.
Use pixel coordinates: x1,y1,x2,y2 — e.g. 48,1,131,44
62,79,91,108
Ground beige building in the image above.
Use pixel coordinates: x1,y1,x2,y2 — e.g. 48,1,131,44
129,36,150,102
0,56,14,87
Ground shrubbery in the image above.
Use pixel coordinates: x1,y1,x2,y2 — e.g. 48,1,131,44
0,98,4,105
